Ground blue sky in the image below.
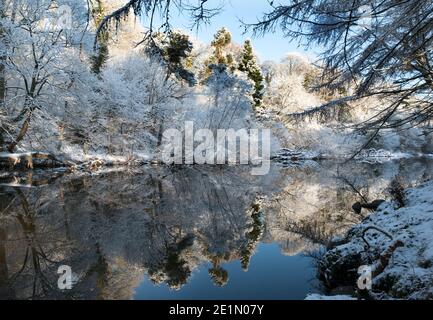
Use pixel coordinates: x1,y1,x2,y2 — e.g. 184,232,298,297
145,0,318,62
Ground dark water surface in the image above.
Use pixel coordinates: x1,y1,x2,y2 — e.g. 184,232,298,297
1,158,432,300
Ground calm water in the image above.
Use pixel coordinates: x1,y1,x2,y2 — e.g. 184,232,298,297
0,158,432,300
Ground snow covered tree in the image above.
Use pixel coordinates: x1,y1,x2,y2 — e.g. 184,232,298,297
281,53,311,76
238,40,264,108
210,27,233,66
2,0,90,153
249,0,433,132
78,54,182,156
92,1,222,84
200,27,236,80
146,31,196,86
262,59,322,115
95,0,219,43
204,64,254,130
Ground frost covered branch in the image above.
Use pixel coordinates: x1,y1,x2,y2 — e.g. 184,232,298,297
246,0,433,130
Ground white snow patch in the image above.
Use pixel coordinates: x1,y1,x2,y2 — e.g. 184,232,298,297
305,294,356,300
321,180,433,299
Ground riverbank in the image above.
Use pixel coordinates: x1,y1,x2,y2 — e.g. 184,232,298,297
313,180,433,300
2,148,432,171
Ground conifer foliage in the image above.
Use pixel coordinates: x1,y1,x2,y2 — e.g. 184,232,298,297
211,27,234,67
158,32,196,86
238,40,264,108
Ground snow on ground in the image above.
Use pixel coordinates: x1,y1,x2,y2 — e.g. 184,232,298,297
352,148,431,163
271,148,324,161
271,147,432,164
317,180,433,299
305,294,357,300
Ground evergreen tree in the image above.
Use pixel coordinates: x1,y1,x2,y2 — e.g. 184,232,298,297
163,32,196,86
211,27,232,65
238,40,264,108
201,28,235,81
148,31,196,86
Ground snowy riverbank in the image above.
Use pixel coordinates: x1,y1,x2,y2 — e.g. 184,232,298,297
312,180,433,300
1,147,432,173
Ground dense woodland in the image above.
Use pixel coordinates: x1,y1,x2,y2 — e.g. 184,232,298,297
0,0,432,168
1,0,433,301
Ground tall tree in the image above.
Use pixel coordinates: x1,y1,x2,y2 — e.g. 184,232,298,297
5,0,89,153
248,0,433,133
238,40,264,108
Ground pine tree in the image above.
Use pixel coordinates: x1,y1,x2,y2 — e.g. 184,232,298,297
163,32,196,85
201,27,236,80
211,27,232,65
148,31,196,86
238,40,264,108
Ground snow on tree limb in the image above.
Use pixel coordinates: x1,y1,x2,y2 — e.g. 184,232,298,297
246,0,433,129
94,0,220,48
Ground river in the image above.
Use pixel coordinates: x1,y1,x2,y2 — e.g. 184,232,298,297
1,157,432,299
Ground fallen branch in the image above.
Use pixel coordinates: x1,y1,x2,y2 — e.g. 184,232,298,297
372,240,404,278
360,226,393,249
0,152,66,169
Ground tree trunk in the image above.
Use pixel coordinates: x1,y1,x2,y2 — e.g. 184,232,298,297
372,240,404,278
0,0,6,150
0,60,4,108
7,111,31,153
0,0,5,105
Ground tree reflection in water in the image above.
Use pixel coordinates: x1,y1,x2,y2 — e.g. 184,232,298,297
0,158,432,299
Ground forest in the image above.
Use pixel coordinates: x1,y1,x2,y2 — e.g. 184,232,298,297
1,0,431,167
0,0,433,301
